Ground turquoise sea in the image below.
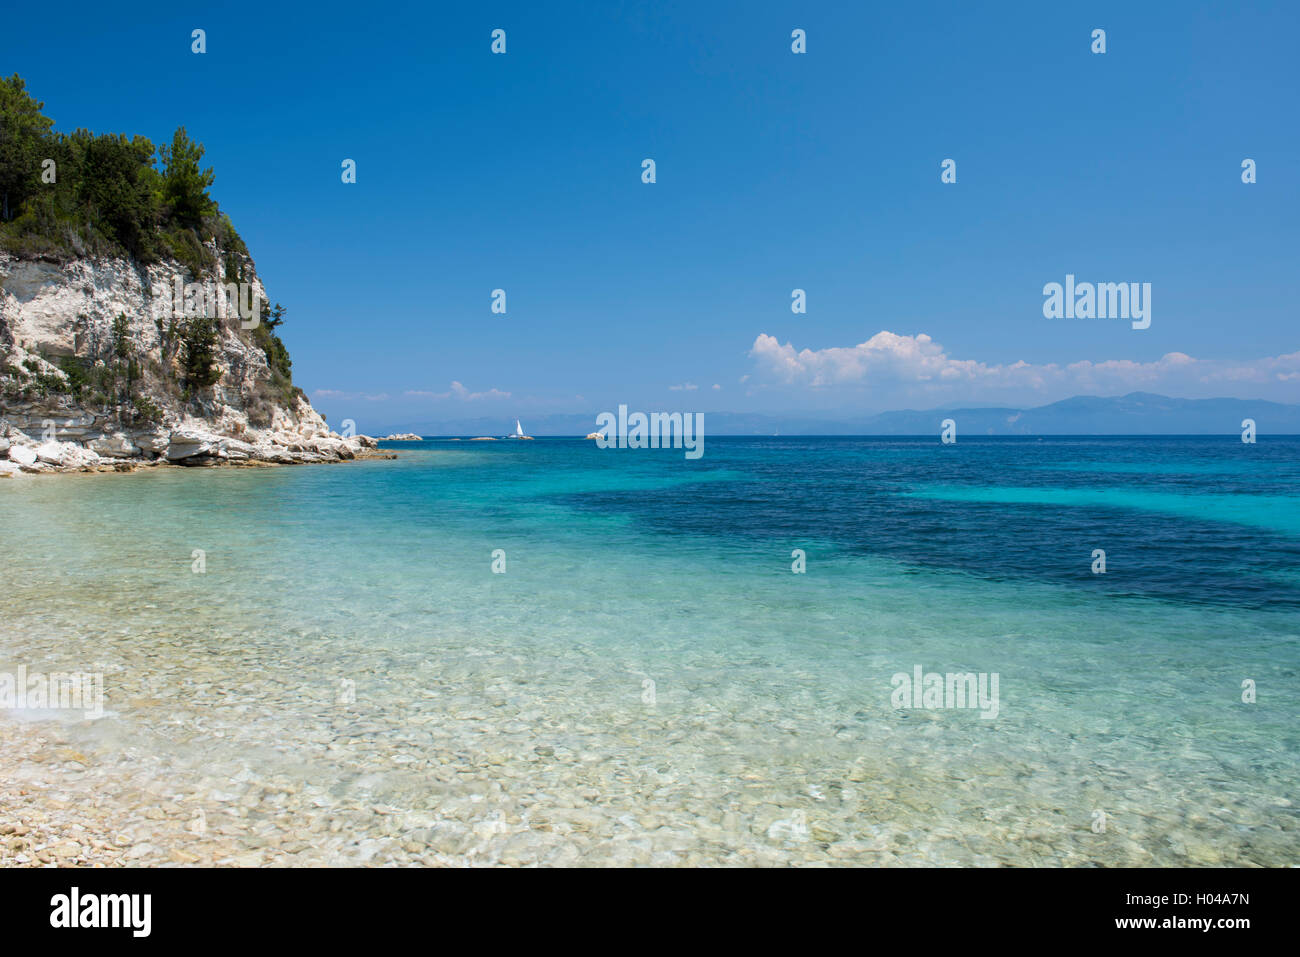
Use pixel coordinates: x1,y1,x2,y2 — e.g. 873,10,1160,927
1,436,1297,865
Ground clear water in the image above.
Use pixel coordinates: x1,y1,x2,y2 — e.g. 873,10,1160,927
1,436,1297,865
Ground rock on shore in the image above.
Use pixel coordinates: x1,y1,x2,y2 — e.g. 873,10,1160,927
1,401,385,476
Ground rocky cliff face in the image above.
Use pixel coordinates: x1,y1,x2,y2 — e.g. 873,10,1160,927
0,242,377,475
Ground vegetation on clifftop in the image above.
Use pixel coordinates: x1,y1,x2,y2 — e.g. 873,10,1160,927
0,74,246,273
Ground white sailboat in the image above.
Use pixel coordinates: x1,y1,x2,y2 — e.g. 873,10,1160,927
507,419,534,440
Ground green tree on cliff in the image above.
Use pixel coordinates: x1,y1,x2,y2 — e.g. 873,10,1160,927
180,317,222,393
0,74,54,221
158,127,215,229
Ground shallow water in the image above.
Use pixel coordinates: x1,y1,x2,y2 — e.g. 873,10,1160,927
1,436,1297,865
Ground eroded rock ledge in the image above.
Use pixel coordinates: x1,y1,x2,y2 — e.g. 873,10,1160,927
1,394,389,477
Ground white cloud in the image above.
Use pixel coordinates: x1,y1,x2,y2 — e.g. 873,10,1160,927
312,389,390,401
403,381,512,401
748,331,1300,405
669,382,699,391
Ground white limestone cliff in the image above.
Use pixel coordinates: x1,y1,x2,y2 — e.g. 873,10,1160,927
0,244,381,476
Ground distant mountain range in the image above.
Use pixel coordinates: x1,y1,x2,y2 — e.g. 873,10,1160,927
404,393,1300,437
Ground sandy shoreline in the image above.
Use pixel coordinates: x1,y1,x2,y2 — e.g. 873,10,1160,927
0,718,482,868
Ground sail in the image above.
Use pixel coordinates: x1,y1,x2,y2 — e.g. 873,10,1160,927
515,419,524,436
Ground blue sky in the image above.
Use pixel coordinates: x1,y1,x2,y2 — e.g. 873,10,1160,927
5,1,1298,432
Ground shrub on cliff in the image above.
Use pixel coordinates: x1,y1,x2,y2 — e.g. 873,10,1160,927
179,316,221,394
